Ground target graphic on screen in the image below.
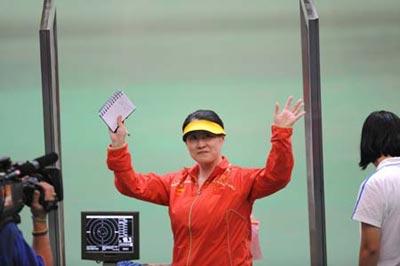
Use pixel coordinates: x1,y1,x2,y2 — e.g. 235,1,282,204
85,215,134,253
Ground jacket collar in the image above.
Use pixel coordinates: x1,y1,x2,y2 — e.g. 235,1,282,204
186,156,230,182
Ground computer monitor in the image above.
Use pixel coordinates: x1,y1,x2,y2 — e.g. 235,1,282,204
81,211,140,262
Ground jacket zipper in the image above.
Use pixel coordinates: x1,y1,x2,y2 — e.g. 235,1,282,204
186,183,201,266
185,166,230,265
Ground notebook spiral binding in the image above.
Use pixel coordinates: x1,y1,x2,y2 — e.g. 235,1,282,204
99,90,123,116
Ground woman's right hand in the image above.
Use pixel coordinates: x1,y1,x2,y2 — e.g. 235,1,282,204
273,96,305,128
109,115,128,148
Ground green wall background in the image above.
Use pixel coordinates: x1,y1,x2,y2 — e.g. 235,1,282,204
1,0,399,265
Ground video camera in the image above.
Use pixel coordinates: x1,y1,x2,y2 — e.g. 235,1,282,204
0,153,63,227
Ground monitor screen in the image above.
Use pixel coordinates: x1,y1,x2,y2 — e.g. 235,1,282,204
81,211,139,262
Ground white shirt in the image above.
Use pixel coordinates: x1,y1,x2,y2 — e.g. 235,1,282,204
352,157,400,266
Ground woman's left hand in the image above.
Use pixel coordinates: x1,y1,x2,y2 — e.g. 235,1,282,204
273,96,305,128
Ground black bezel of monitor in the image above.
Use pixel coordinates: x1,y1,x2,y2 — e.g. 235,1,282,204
81,211,139,262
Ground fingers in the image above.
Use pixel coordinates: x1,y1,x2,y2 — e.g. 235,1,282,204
109,116,128,148
30,190,45,217
274,102,280,116
117,115,129,134
291,98,304,115
31,182,56,218
289,98,305,126
108,116,126,136
117,115,124,128
116,115,126,133
32,190,40,205
38,181,56,201
277,96,304,114
288,110,306,126
274,96,305,128
284,96,293,110
294,110,306,122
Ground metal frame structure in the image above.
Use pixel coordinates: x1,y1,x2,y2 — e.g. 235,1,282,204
299,0,327,265
39,0,65,265
36,0,326,264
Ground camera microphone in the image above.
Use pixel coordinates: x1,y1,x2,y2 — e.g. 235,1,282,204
16,152,58,177
4,153,59,180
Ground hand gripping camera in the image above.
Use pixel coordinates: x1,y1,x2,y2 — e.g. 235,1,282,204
0,153,63,227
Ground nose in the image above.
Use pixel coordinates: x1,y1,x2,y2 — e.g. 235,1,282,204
196,138,207,148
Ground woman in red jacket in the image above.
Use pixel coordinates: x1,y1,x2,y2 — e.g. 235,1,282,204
107,96,304,266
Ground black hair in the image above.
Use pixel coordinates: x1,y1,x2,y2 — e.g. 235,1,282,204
359,110,400,169
182,109,224,141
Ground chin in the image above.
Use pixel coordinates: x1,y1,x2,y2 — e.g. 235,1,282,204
195,155,217,165
196,159,211,165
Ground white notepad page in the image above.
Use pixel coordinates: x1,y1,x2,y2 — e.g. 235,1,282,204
98,90,136,132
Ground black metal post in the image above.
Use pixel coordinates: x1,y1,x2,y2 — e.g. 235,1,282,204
39,0,65,265
300,0,327,265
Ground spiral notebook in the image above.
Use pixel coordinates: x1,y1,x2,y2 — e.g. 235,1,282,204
98,90,136,132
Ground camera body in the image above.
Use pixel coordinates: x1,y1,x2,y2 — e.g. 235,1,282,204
0,154,62,227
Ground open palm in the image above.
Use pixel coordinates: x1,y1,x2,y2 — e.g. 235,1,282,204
274,96,305,128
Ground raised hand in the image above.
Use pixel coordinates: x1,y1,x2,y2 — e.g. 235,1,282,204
273,96,305,128
109,116,128,148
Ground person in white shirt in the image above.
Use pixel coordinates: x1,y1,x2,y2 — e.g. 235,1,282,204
352,110,400,266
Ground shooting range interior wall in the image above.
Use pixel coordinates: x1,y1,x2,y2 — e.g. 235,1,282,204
1,0,400,265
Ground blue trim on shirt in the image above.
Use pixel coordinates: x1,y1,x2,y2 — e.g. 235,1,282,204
351,172,374,219
352,160,400,219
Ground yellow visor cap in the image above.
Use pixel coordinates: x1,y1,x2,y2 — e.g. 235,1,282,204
183,120,226,136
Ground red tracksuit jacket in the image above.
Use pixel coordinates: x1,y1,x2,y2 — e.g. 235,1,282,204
107,126,294,266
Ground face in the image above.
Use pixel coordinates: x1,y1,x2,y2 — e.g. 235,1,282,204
185,131,225,165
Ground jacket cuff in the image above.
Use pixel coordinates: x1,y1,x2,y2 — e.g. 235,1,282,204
108,143,128,152
271,125,293,140
107,143,132,171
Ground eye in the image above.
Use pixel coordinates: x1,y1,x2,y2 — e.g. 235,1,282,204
187,135,198,141
196,133,211,140
203,133,213,139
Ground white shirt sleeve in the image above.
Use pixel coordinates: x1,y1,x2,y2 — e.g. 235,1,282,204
352,178,384,228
